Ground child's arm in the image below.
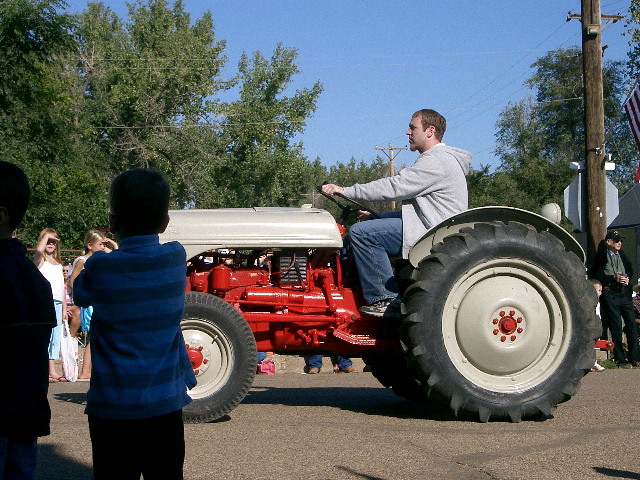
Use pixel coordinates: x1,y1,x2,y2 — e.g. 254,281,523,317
68,258,86,298
62,295,67,323
103,238,118,251
72,268,92,308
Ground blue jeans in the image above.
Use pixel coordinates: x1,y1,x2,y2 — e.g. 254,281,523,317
348,217,402,305
306,355,352,372
0,436,38,480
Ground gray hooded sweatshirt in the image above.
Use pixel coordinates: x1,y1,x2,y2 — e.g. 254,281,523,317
343,143,472,258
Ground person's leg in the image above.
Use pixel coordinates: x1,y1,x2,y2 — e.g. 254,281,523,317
89,415,141,480
0,436,38,480
305,354,323,373
68,305,81,338
48,301,63,379
334,355,354,372
348,218,403,305
140,410,185,480
620,301,640,363
0,436,6,479
78,341,91,380
600,294,626,364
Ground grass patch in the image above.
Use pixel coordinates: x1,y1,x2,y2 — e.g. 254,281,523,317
599,359,617,369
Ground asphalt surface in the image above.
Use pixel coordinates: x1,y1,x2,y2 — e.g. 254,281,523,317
38,367,640,480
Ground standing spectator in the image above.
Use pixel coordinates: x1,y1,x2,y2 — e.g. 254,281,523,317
0,161,57,480
632,284,640,340
34,228,67,382
68,230,115,381
64,262,81,338
73,169,196,480
305,354,356,374
593,231,640,368
589,279,605,372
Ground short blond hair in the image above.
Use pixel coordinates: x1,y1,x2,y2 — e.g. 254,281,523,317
84,229,105,248
589,278,602,289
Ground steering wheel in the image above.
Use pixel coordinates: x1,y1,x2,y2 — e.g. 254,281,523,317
315,185,381,222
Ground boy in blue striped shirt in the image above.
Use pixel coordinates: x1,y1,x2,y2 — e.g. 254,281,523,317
74,169,196,480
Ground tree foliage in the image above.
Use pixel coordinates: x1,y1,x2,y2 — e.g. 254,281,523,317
628,0,640,81
0,0,106,248
209,45,323,208
0,0,325,249
470,47,636,221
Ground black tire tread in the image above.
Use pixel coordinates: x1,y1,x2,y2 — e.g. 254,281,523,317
182,292,257,423
401,221,598,422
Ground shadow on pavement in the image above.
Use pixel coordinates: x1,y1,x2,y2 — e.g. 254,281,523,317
335,465,389,480
242,386,454,421
53,392,87,405
36,444,92,480
592,466,640,479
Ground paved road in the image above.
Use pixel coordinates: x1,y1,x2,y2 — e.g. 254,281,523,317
38,369,640,480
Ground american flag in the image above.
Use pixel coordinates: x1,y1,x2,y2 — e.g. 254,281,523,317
623,83,640,183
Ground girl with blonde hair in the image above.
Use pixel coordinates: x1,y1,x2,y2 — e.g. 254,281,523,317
34,227,67,382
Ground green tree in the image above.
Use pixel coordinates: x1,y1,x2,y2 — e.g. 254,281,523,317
1,0,324,247
210,44,323,208
471,47,635,216
0,0,106,249
72,0,230,208
627,0,640,80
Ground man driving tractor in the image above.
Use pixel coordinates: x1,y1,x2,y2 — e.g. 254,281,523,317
321,109,472,317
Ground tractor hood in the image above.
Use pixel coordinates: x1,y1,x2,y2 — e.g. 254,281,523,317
160,207,343,259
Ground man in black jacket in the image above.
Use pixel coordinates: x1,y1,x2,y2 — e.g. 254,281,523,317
593,230,639,368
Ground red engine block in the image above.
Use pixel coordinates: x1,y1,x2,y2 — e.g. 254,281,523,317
185,250,396,356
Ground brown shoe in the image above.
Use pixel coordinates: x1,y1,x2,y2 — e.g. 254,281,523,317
340,367,357,373
307,367,320,374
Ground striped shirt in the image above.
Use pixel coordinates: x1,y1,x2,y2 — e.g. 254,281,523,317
73,235,196,419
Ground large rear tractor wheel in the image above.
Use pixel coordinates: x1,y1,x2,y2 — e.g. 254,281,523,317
182,292,257,423
401,221,599,422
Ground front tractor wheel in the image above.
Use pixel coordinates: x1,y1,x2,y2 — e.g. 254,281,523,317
401,221,599,422
182,292,257,423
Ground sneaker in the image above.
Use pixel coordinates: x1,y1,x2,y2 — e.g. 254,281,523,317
340,366,357,373
307,367,320,374
591,362,605,372
359,299,394,317
616,362,633,369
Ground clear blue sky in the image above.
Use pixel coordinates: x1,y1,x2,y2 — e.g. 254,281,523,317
63,0,634,172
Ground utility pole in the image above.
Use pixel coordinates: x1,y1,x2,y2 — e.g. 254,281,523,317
375,145,407,210
568,2,622,272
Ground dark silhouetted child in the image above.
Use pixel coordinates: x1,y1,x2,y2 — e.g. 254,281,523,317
0,161,57,480
74,169,196,480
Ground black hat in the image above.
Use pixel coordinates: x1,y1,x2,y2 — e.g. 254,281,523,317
605,230,624,242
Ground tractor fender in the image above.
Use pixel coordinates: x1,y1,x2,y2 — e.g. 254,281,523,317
407,206,585,268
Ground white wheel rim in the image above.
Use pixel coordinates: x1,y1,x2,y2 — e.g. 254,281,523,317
441,258,571,393
182,318,234,400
